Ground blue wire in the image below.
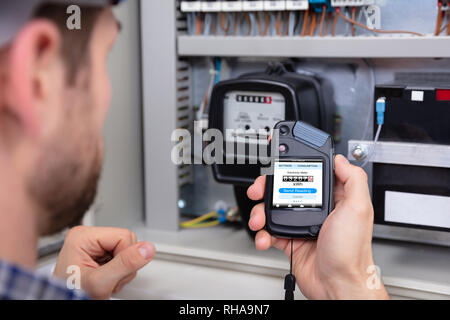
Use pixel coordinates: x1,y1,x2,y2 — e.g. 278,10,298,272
214,57,222,84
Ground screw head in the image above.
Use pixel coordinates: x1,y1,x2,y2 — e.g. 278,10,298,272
352,145,368,160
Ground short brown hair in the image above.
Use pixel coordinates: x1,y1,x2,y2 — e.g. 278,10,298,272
33,4,104,85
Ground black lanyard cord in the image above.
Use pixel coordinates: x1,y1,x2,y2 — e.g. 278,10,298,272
284,239,296,301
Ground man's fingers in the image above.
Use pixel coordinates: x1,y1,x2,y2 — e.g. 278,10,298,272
92,241,155,293
67,226,138,257
247,175,266,201
255,230,272,251
334,155,370,202
248,202,266,231
113,272,137,293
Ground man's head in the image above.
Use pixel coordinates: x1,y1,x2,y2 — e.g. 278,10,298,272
0,2,121,235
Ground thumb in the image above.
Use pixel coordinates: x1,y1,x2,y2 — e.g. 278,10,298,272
88,242,155,297
334,154,371,206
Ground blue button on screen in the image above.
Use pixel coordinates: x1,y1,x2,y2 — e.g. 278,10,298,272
279,188,317,194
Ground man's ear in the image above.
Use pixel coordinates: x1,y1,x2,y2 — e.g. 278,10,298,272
4,19,61,139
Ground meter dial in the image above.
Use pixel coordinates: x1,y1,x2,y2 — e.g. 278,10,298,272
223,90,285,145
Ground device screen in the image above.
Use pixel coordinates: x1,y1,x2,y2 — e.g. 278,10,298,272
272,159,323,209
223,90,285,144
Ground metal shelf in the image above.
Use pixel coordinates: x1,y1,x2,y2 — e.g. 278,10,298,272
178,35,450,58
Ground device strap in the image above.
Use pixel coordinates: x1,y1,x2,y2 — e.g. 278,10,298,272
284,239,296,300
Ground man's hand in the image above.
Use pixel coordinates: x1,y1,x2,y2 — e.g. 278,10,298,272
247,155,389,300
53,226,155,300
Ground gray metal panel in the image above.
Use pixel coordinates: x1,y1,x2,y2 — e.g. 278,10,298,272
348,140,450,168
95,0,145,229
178,36,450,58
141,0,179,231
374,224,450,248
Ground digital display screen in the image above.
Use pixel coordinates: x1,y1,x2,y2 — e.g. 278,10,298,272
272,159,323,209
223,90,285,144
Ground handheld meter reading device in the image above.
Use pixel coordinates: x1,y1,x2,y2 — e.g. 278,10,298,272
265,121,335,238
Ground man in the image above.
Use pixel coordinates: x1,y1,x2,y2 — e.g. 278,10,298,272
0,0,155,300
0,0,388,300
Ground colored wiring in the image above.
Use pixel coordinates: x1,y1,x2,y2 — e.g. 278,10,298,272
288,11,296,36
435,2,443,36
323,12,332,36
195,12,203,35
180,211,219,228
204,13,212,36
301,10,310,36
187,12,195,35
331,12,339,36
180,209,227,229
309,12,317,36
351,7,356,36
200,58,221,116
256,12,263,36
447,11,450,35
220,12,230,35
264,12,270,36
336,8,424,37
233,12,239,35
275,12,281,36
361,124,382,168
245,13,252,36
319,6,326,37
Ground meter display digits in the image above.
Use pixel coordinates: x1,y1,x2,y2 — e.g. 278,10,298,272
223,90,285,144
272,159,323,209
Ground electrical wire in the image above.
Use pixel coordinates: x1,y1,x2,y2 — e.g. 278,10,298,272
331,12,339,36
245,12,252,36
288,11,296,36
181,220,220,229
319,6,326,36
336,8,424,37
180,211,218,228
256,12,263,36
351,7,356,36
233,12,239,35
264,12,270,36
435,2,443,36
323,12,332,36
447,10,450,35
301,10,310,36
361,124,382,168
309,12,317,36
294,11,303,35
187,12,194,35
204,13,212,36
195,12,202,35
275,12,281,36
220,12,230,35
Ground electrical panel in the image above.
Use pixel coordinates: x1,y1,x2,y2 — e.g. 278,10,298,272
140,0,450,247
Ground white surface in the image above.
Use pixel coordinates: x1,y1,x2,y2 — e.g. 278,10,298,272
36,224,450,300
114,258,299,300
385,191,450,229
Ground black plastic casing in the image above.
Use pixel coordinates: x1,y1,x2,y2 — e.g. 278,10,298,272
208,70,335,185
265,121,335,239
